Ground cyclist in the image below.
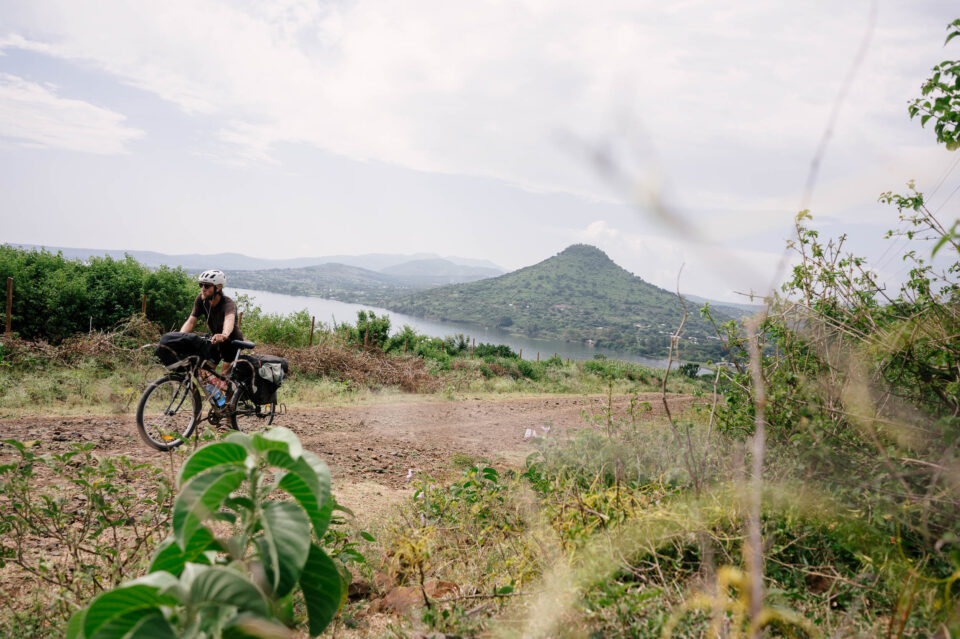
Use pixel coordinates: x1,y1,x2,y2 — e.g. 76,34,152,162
179,269,244,375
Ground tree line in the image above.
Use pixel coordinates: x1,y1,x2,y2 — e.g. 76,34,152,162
0,246,196,342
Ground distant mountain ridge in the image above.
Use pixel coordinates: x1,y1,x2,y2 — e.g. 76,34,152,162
380,258,503,286
227,263,412,302
227,258,504,298
386,244,726,360
5,243,504,273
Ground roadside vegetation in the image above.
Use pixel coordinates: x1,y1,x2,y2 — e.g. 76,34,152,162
0,303,707,416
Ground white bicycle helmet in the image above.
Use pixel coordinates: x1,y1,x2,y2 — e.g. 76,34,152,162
198,269,226,291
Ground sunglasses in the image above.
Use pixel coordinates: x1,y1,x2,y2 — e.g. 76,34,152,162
199,283,215,289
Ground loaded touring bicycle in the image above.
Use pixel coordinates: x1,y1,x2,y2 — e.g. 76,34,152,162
136,332,289,451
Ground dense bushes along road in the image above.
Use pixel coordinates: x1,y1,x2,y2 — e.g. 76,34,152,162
0,246,196,341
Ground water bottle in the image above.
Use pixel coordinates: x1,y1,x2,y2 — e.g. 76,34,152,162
206,382,226,407
202,372,226,407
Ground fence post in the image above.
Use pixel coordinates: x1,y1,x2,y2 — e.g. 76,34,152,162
238,311,243,328
5,277,11,335
404,338,408,354
519,348,522,359
364,326,369,350
309,316,316,347
141,293,147,315
537,352,540,362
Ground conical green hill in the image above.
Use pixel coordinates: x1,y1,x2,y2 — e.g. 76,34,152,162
387,244,725,360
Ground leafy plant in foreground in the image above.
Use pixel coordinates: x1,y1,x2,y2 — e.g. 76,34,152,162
66,427,344,638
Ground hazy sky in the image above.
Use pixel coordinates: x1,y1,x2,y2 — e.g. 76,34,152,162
1,1,958,301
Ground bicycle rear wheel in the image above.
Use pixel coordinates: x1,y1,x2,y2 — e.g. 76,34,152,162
229,385,275,432
136,375,201,451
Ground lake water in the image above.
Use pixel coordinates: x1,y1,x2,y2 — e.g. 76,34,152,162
230,288,672,368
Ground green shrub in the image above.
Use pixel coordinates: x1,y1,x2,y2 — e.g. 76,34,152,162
65,428,346,638
0,246,194,342
336,310,391,349
475,343,519,359
0,440,173,635
240,306,315,348
385,324,427,353
677,362,700,378
515,358,542,380
543,354,565,367
583,356,648,381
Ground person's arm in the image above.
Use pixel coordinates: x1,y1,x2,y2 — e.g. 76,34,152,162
180,315,198,333
216,313,235,343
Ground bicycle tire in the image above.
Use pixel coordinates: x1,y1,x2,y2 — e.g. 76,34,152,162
136,375,201,451
229,384,276,432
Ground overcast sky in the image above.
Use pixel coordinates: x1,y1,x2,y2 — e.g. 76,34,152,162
1,1,958,301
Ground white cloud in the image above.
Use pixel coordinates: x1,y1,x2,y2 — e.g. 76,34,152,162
0,0,953,200
0,73,142,153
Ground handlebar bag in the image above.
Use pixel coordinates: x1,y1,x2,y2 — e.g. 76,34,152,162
155,332,214,370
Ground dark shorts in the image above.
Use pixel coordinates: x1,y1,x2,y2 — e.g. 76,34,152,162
213,341,242,365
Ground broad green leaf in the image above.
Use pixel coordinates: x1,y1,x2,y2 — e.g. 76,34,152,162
178,442,248,486
89,609,176,639
223,613,292,639
254,427,302,460
256,501,311,597
189,566,270,617
252,433,290,457
224,431,252,448
126,570,181,592
173,466,245,549
270,452,331,537
123,612,177,639
149,528,217,576
300,545,343,636
223,496,256,514
89,609,168,639
65,608,86,639
83,584,178,639
302,451,334,536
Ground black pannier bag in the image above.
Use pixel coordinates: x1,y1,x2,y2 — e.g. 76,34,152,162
155,332,214,370
237,354,290,403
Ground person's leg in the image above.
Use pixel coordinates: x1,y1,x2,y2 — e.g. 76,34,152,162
220,342,240,377
220,343,240,401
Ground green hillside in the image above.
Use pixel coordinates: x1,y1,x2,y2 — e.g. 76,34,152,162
387,244,726,360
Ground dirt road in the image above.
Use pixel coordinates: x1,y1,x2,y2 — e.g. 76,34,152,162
0,393,692,492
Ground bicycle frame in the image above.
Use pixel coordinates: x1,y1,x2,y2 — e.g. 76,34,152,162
192,348,244,416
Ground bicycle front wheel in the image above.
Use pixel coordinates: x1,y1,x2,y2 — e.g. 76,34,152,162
136,375,201,451
229,385,275,432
